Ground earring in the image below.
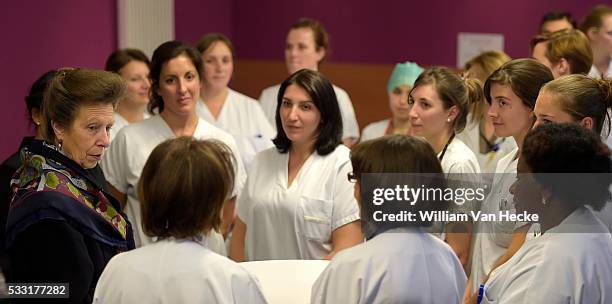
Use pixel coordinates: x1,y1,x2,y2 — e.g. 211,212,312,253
58,139,63,150
542,197,547,205
447,118,451,123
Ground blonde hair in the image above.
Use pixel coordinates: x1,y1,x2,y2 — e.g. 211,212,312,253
541,75,612,136
530,29,593,75
464,51,511,122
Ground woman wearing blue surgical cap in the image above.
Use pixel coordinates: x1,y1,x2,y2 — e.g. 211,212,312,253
360,61,423,141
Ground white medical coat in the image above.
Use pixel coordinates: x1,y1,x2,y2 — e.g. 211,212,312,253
109,112,151,142
196,89,275,170
93,237,268,304
360,119,390,142
483,207,612,303
258,84,360,140
101,115,246,249
469,148,527,294
311,227,467,304
236,145,360,260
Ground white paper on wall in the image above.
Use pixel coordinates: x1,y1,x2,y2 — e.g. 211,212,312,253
457,33,504,68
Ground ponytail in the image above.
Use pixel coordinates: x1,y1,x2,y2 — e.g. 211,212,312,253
462,77,485,126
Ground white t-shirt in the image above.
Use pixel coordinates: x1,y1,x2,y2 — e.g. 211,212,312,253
456,118,517,179
259,84,360,140
196,89,275,170
236,145,360,261
101,115,246,248
311,227,466,304
469,147,528,293
93,237,267,304
109,111,151,142
482,207,612,303
360,119,390,142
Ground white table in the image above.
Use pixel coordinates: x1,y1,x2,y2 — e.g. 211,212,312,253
240,260,329,304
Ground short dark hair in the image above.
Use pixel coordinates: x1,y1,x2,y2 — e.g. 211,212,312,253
580,5,612,33
273,69,342,155
139,137,235,238
41,69,127,144
540,10,577,29
351,135,448,229
105,48,150,74
290,18,329,62
484,59,553,109
149,41,202,114
25,70,56,122
195,33,235,58
522,123,612,210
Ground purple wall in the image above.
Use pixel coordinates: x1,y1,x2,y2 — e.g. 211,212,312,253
175,0,234,44
0,1,117,161
230,0,601,65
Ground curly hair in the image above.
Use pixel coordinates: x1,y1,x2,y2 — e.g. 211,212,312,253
522,123,612,210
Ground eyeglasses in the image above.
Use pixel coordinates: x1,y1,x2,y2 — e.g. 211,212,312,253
347,172,358,183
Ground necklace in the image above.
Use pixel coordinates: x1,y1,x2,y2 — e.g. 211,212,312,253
438,133,455,161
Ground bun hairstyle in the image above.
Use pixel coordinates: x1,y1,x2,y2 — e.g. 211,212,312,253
541,75,612,136
410,67,484,133
522,123,612,210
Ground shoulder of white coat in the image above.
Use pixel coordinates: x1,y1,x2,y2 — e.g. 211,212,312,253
259,84,281,99
447,138,481,172
362,119,389,139
332,85,350,99
229,89,258,104
329,144,352,168
195,118,235,143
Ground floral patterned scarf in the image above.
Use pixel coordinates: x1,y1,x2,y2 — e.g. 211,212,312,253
6,140,134,251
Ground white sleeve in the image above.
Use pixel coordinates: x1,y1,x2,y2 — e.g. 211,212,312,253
311,259,362,304
258,88,277,127
232,271,269,304
335,88,360,140
252,101,276,140
100,128,129,194
224,135,247,198
331,159,360,230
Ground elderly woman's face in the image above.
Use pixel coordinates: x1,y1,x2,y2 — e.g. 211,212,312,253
53,103,114,169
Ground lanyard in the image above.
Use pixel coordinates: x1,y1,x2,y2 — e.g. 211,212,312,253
438,133,455,162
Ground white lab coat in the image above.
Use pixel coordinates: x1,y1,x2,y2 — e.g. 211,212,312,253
101,115,246,249
456,117,517,182
438,137,481,175
93,237,268,304
259,84,360,140
196,89,275,170
311,227,467,304
360,119,390,142
469,148,528,294
109,112,151,142
236,145,360,261
483,207,612,303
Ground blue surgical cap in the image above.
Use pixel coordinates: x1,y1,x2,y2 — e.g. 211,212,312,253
387,61,424,93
